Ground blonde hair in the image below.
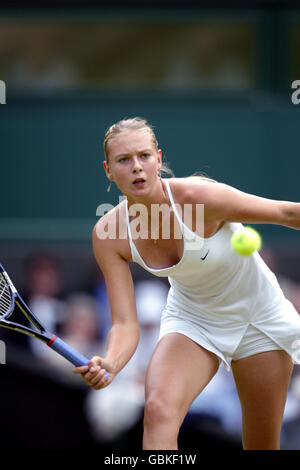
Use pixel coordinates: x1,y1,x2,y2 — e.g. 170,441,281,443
103,117,174,177
188,172,216,183
103,117,215,182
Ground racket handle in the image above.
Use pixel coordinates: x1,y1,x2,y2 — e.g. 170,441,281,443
48,335,89,366
47,335,109,378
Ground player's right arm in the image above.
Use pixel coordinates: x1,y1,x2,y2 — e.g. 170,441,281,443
94,224,140,374
74,219,140,389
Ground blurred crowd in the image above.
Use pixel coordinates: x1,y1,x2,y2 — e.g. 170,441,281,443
2,249,300,450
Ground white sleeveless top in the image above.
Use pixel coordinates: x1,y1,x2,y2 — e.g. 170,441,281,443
125,179,300,369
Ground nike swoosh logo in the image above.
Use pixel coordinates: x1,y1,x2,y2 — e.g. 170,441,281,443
201,250,210,261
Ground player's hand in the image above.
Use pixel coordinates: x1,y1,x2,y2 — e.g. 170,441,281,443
72,356,113,390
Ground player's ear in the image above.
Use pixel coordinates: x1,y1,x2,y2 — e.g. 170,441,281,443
157,149,162,171
103,160,113,181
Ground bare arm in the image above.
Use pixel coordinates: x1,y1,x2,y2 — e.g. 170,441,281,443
187,180,300,230
73,225,139,389
94,234,140,376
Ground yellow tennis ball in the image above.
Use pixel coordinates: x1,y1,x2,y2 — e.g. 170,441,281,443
231,226,262,256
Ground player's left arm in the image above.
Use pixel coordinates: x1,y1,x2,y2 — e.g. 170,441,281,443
189,181,300,230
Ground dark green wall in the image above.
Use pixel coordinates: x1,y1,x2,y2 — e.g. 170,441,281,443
1,94,299,241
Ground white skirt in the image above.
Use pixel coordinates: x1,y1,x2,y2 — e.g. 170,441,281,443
159,296,300,371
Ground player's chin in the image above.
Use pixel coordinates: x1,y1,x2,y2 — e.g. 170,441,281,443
129,180,149,194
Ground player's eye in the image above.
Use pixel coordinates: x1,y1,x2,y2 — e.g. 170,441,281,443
119,157,129,163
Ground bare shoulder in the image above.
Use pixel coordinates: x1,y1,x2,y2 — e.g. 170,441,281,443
93,199,131,267
167,177,294,226
94,198,126,237
167,176,220,205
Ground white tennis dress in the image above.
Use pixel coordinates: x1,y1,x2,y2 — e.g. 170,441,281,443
125,179,300,370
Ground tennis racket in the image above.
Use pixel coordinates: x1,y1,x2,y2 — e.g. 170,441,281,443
0,263,93,368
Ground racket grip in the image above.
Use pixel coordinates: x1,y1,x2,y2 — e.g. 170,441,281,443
48,335,89,366
48,335,109,378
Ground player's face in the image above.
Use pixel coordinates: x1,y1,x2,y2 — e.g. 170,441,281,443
104,130,162,198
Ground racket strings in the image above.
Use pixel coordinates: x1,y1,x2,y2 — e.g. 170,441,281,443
0,274,12,316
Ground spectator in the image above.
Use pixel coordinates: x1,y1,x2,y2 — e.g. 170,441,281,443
24,253,65,359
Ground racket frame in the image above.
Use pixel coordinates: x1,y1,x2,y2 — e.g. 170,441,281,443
0,264,92,367
0,264,48,342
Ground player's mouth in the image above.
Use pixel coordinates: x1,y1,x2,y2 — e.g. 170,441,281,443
132,178,146,188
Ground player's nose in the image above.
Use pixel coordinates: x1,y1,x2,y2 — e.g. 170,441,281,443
132,156,143,173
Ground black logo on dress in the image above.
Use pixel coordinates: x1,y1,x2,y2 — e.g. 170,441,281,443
201,250,210,261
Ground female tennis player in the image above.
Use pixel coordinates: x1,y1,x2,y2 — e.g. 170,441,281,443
73,117,300,450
